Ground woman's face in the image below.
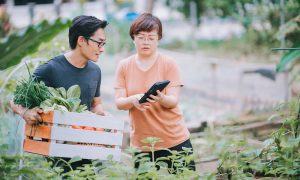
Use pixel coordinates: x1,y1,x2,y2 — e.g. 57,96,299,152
133,29,159,57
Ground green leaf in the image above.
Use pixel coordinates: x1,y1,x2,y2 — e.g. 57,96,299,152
66,85,81,99
52,97,71,110
276,49,300,72
284,136,300,148
40,99,54,112
67,97,81,112
68,156,82,164
57,87,67,99
77,104,88,113
141,137,163,144
263,138,274,147
48,87,62,98
0,18,71,70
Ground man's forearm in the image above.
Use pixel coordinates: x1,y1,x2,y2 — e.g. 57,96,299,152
10,100,27,116
91,104,105,115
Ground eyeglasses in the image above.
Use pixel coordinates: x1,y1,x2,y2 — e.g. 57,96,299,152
85,37,106,48
135,35,158,43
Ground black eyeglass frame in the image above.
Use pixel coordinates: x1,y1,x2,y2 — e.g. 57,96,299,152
84,37,106,48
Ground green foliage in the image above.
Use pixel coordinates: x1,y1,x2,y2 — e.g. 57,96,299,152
13,74,51,109
40,85,88,113
97,137,199,179
0,137,199,179
172,0,204,25
169,0,300,53
204,0,252,18
0,112,24,155
0,18,71,70
0,153,62,180
13,71,87,113
105,19,135,54
218,99,300,178
276,15,300,72
276,48,300,72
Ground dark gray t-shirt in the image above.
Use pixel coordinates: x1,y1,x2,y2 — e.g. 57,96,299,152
33,55,101,110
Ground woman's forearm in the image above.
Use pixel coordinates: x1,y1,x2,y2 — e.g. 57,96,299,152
116,96,134,110
158,94,178,109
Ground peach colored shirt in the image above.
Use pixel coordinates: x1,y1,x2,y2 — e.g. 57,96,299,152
114,54,190,151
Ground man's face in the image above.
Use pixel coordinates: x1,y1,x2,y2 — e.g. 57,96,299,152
81,28,106,62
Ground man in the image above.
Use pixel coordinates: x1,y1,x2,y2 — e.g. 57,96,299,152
10,15,108,171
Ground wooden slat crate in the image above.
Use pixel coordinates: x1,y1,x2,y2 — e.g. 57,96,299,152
23,111,124,161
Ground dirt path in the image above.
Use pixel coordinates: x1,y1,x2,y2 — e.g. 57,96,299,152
98,49,286,129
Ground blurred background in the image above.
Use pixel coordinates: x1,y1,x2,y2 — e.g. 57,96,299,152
1,0,300,177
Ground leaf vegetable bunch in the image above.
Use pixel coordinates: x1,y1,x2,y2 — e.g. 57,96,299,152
13,67,87,113
13,76,51,109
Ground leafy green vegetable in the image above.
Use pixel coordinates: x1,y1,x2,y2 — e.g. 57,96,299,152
40,85,87,113
67,85,81,99
13,77,51,109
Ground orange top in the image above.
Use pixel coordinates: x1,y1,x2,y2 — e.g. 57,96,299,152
114,54,190,150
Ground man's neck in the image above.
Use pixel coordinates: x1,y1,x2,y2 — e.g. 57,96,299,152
64,50,89,68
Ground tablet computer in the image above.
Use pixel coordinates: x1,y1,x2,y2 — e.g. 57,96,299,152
139,80,170,104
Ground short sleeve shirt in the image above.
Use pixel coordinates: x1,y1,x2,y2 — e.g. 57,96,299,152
33,55,101,110
114,54,190,150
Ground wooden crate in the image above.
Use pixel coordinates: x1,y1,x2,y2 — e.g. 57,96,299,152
23,111,124,161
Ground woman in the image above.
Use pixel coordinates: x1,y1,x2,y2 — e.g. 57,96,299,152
114,13,195,171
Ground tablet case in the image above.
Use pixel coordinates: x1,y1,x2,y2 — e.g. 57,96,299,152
139,80,170,103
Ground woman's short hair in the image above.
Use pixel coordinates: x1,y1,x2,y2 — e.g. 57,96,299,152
129,13,162,40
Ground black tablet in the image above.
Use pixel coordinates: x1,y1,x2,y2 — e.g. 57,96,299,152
139,80,170,104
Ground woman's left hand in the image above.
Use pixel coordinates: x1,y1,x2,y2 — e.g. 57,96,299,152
148,90,165,103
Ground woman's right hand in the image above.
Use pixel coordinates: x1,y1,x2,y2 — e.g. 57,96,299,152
131,94,151,111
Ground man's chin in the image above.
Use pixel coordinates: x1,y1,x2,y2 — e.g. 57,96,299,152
90,58,99,62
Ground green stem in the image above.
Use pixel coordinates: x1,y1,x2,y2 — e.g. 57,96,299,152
295,99,300,137
151,143,155,164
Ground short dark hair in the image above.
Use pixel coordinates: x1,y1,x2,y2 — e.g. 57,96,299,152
129,13,162,40
69,15,108,49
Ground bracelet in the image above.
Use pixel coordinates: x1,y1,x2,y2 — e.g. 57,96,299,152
21,108,29,119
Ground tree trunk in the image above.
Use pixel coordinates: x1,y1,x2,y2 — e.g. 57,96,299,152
145,0,155,13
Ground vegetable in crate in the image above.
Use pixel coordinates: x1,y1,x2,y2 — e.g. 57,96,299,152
13,77,52,109
40,85,88,113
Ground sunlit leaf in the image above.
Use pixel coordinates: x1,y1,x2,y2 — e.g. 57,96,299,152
0,18,71,70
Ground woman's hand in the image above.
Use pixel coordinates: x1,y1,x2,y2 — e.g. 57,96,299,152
148,90,165,103
131,94,152,111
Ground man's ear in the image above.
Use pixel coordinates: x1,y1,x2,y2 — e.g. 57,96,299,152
77,36,86,47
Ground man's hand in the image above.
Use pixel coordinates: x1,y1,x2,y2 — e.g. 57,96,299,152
91,97,112,116
22,107,43,125
95,111,111,116
10,101,43,125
